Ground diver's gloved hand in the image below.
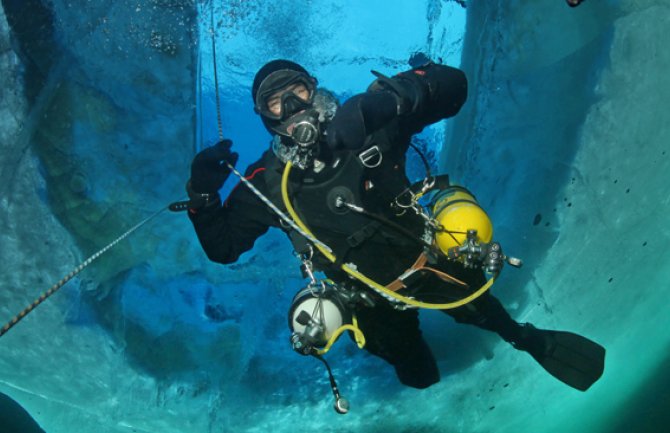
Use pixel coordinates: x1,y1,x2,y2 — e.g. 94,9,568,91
326,92,398,150
370,65,468,123
189,139,239,193
483,242,504,274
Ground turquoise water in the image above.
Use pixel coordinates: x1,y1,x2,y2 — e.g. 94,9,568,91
1,0,669,432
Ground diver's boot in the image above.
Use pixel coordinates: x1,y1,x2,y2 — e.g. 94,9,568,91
510,323,606,391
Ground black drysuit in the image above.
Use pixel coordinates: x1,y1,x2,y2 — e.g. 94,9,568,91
188,64,522,389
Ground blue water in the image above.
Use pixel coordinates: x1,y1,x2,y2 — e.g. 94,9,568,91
1,0,669,432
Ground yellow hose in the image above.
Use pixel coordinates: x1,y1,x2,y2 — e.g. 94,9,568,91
316,316,366,355
281,162,496,310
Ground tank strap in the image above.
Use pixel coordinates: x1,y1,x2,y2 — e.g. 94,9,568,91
386,252,468,292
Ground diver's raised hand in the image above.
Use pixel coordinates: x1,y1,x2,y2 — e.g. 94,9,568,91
189,140,239,194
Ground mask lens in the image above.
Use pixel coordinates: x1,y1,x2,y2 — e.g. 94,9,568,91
256,71,315,120
277,87,311,116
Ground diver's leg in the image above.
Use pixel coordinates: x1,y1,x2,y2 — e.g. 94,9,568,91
419,262,526,342
444,291,605,391
446,292,524,343
353,302,440,389
409,259,604,390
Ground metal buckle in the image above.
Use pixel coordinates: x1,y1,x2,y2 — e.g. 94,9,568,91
358,145,382,168
419,177,436,196
394,188,416,209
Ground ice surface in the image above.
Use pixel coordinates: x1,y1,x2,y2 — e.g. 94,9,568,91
1,0,669,432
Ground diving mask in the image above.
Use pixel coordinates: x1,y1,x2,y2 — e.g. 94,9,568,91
270,89,340,168
254,69,316,120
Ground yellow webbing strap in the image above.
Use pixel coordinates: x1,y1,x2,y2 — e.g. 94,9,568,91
280,162,496,310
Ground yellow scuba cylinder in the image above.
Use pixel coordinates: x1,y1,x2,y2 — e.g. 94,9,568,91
431,186,493,255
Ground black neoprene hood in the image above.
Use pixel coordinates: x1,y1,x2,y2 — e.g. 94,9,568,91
251,59,312,103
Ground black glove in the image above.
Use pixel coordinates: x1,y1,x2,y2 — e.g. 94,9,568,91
370,65,467,122
326,92,397,151
189,140,239,193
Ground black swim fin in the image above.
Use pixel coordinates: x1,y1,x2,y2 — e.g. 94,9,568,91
515,324,605,391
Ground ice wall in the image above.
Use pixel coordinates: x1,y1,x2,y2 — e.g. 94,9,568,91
0,5,24,147
0,1,219,432
445,1,670,432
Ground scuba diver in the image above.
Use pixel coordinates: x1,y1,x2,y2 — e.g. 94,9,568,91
184,59,605,396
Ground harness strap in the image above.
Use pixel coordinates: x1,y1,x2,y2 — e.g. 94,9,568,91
346,221,381,248
386,252,468,292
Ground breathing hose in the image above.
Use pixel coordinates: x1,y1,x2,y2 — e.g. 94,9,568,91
280,161,496,310
315,316,365,355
